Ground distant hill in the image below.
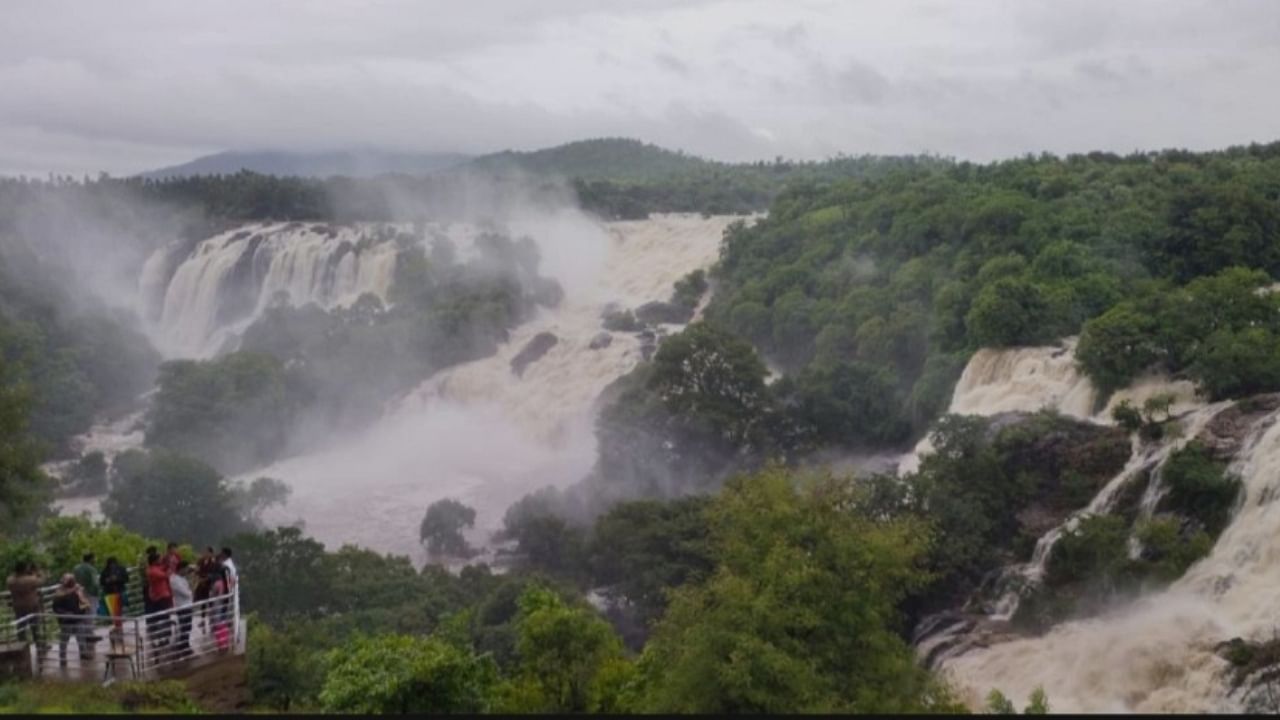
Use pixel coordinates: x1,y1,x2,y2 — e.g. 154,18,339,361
142,149,472,179
133,138,949,219
141,139,711,182
464,138,714,183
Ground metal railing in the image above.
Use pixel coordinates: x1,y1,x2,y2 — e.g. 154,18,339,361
1,565,155,618
1,587,242,682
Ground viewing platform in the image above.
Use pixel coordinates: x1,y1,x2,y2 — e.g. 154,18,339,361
1,575,244,685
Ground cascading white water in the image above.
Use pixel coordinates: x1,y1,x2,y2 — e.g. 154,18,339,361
943,408,1280,713
897,338,1201,474
253,213,748,562
986,401,1230,622
906,338,1280,711
143,222,402,357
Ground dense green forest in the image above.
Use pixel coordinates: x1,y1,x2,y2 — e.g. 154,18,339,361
4,139,1280,712
492,141,1280,531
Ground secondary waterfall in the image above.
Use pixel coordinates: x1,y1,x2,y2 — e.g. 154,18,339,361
898,339,1200,474
252,213,747,563
916,339,1280,712
141,222,403,357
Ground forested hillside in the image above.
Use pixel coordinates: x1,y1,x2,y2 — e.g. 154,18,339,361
701,142,1280,446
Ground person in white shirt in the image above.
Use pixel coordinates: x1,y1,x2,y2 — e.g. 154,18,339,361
170,561,194,656
218,547,238,592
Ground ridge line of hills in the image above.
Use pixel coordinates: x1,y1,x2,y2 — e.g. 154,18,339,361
140,137,842,182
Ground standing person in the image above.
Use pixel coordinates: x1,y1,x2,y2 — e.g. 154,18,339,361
170,562,194,658
6,561,46,652
50,574,92,670
217,547,238,593
140,546,155,615
72,553,101,647
209,560,231,652
98,557,129,642
165,542,182,574
194,547,216,634
72,553,100,614
144,549,173,651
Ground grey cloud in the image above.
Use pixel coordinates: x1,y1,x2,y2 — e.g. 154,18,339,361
654,52,690,75
2,0,1279,174
831,60,891,105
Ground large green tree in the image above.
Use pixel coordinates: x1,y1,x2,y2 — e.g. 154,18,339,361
632,466,954,713
320,635,498,714
146,352,303,474
102,449,247,544
0,366,47,537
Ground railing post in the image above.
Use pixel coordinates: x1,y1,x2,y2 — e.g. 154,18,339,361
233,586,241,652
134,617,143,677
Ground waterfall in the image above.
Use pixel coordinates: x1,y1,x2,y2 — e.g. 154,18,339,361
252,213,749,562
143,222,402,358
985,402,1230,622
909,339,1280,711
942,407,1280,713
898,338,1201,474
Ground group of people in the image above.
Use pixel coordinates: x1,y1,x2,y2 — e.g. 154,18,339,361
142,544,238,659
5,544,239,670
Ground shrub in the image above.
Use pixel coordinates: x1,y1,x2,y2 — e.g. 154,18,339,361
1159,443,1242,536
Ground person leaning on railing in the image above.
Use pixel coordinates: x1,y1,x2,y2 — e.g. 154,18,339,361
6,561,46,652
143,548,174,651
193,547,216,634
170,561,194,657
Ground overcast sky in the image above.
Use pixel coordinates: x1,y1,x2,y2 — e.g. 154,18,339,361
3,0,1279,176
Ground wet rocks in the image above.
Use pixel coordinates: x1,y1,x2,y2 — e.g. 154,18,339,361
510,332,558,377
638,330,658,361
601,308,642,333
1198,393,1280,459
634,300,693,325
589,332,613,350
533,278,564,309
1218,636,1280,711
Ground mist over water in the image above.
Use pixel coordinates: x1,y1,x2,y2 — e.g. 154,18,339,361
247,213,742,561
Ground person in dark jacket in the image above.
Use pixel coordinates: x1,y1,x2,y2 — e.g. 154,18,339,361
194,546,216,633
50,574,92,668
99,557,129,647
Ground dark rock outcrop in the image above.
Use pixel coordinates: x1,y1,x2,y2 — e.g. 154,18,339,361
1198,393,1280,459
1218,636,1280,711
602,308,642,333
992,411,1131,535
533,278,564,308
635,300,693,325
637,330,658,361
589,332,613,350
510,332,558,377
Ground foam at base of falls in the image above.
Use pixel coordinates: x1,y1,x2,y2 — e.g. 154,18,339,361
898,338,1280,710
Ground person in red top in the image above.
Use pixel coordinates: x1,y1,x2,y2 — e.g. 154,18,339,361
144,548,174,650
